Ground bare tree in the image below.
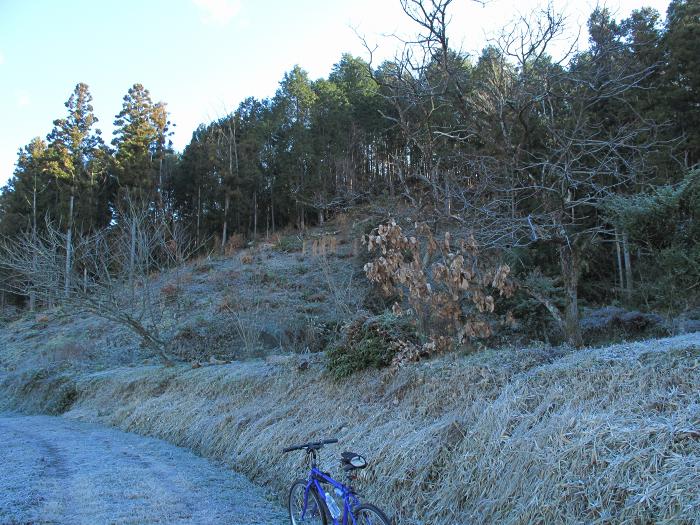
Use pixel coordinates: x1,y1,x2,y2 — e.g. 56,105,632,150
0,199,191,363
371,0,664,345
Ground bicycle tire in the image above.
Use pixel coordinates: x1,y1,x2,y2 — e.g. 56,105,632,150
354,503,392,525
288,478,328,525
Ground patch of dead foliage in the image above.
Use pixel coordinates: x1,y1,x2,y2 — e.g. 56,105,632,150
363,220,515,366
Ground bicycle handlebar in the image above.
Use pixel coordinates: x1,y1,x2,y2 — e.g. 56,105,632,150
282,438,338,453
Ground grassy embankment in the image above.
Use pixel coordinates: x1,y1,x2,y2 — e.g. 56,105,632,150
1,324,698,524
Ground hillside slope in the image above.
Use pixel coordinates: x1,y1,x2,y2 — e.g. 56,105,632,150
0,231,364,372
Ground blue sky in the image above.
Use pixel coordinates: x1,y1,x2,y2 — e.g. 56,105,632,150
0,0,671,187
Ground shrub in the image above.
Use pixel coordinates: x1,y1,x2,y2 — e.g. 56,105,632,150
362,220,515,363
39,336,89,365
250,270,286,287
580,306,669,344
216,295,234,313
362,285,400,314
160,282,180,304
274,235,303,253
193,260,214,273
171,320,240,361
224,233,245,255
282,316,336,354
302,235,339,257
326,313,419,379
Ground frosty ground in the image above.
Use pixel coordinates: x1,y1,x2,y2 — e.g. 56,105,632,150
0,414,286,524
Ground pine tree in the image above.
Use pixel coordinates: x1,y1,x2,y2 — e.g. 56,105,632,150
0,138,51,238
664,0,700,166
45,83,103,297
273,66,318,229
45,83,104,225
0,137,51,310
112,84,172,202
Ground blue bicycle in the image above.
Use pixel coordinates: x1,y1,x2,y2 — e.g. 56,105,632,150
282,438,392,525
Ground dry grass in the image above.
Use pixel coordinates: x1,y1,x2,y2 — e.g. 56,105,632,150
1,213,696,523
224,233,245,256
2,334,698,524
318,255,360,319
40,337,89,365
229,306,266,358
160,282,180,300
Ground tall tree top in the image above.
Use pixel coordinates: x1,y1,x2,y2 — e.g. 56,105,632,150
45,83,103,185
275,66,318,127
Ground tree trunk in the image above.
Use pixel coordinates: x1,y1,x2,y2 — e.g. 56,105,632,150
253,191,257,240
49,245,56,309
103,308,175,366
560,242,582,347
614,230,624,296
526,287,565,330
196,185,201,247
158,157,164,211
444,173,451,216
64,193,74,298
129,218,137,296
388,165,395,198
622,231,633,301
30,181,37,312
222,193,229,252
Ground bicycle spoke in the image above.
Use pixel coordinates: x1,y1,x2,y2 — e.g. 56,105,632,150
354,504,391,525
289,481,325,525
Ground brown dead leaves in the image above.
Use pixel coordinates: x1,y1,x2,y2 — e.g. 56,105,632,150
364,220,516,367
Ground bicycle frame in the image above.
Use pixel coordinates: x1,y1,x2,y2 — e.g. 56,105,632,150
302,467,361,525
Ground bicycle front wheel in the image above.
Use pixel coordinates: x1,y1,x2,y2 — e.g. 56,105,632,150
288,479,328,525
354,503,392,525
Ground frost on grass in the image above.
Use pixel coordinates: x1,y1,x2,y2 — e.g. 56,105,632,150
1,333,695,524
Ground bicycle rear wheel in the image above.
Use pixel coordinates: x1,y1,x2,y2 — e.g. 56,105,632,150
288,479,328,525
354,503,392,525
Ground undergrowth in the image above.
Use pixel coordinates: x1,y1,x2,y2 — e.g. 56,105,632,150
326,313,418,379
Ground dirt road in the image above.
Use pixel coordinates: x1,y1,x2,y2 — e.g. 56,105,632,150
0,414,287,524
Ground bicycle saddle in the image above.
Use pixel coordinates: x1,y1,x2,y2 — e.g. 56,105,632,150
341,451,368,471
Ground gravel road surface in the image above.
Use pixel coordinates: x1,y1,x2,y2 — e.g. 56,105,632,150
0,414,287,524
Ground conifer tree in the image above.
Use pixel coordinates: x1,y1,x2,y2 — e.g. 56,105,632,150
112,84,172,202
664,0,700,166
273,66,318,229
0,138,50,238
45,82,103,297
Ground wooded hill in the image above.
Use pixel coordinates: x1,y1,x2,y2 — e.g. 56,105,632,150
1,0,698,347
